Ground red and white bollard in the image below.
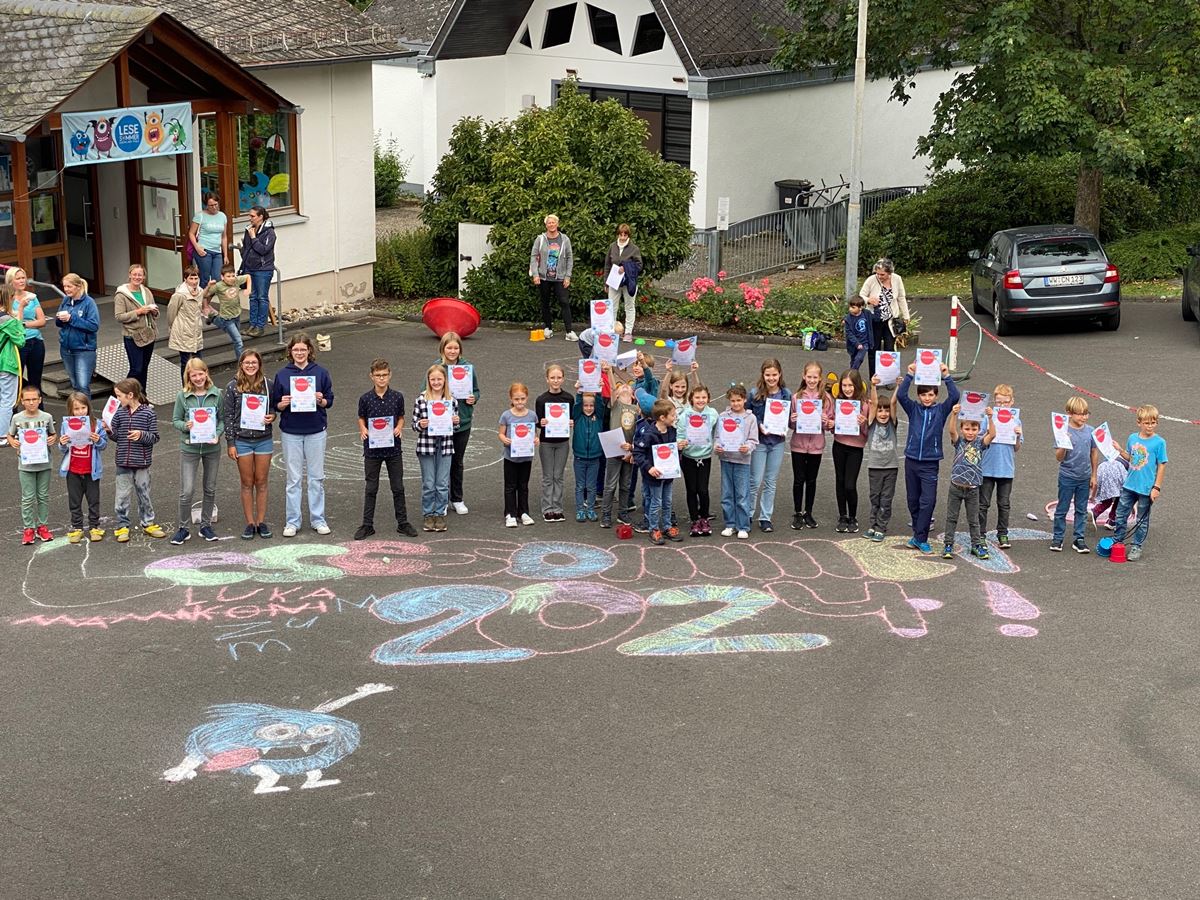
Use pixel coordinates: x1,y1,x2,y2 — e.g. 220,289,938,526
948,294,960,372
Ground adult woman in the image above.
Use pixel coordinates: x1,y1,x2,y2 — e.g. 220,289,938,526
167,265,205,383
7,268,46,398
114,263,158,388
271,334,333,537
189,192,228,287
55,273,100,398
224,349,276,540
858,258,910,378
239,205,276,337
604,223,642,341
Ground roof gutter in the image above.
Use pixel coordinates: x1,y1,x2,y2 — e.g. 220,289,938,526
0,131,27,143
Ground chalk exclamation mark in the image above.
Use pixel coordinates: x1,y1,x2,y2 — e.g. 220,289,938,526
982,580,1040,637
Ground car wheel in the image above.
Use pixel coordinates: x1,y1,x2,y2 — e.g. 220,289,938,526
1184,288,1197,322
1100,309,1121,331
992,295,1012,336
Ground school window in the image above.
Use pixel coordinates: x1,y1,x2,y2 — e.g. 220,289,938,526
631,12,666,55
560,84,691,168
236,111,295,214
542,3,576,48
587,5,621,54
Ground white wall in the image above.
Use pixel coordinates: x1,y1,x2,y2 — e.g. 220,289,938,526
372,60,426,190
695,67,960,228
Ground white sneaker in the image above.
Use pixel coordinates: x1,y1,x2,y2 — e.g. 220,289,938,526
520,513,535,525
737,530,750,539
452,501,469,515
543,328,553,339
505,515,518,528
621,333,633,342
721,527,735,537
282,524,298,537
565,331,579,342
314,523,331,535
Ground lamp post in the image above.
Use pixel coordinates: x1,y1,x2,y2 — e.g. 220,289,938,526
843,0,869,302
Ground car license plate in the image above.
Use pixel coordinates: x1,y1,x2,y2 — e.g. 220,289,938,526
1044,274,1086,287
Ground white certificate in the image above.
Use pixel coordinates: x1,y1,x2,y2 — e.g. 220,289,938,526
993,408,1020,445
290,375,317,412
761,398,789,435
368,416,395,449
1092,421,1119,461
794,398,823,435
19,427,49,465
718,416,744,453
448,364,474,400
834,400,862,436
101,395,120,428
62,416,91,448
1051,412,1073,450
544,401,570,438
684,412,712,448
599,427,628,459
427,400,454,436
604,266,624,293
959,390,989,422
592,331,620,362
672,336,697,366
652,442,681,479
240,394,268,430
578,359,602,392
591,296,616,330
875,350,900,385
189,407,218,444
914,348,943,386
613,350,638,370
509,422,535,458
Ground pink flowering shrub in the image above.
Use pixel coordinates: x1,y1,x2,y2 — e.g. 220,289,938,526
684,274,770,326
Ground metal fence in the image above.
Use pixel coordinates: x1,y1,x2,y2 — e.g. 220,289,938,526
658,185,925,293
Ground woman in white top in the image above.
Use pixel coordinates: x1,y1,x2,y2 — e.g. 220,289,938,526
189,192,229,288
858,257,911,379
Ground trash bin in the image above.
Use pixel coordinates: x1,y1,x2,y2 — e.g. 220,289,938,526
775,179,813,209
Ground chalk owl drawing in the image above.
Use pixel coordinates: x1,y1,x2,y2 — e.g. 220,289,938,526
162,683,392,794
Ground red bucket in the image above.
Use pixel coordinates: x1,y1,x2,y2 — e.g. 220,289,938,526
422,297,481,339
616,523,633,540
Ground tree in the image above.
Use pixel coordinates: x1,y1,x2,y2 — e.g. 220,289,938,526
421,80,695,321
773,0,1200,233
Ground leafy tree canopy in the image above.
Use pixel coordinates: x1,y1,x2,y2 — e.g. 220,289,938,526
422,80,695,320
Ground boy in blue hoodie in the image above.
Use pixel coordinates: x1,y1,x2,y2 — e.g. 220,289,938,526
896,360,958,553
844,296,873,372
571,391,607,521
633,399,683,545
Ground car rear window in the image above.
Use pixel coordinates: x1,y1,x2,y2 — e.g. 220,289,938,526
1017,237,1104,267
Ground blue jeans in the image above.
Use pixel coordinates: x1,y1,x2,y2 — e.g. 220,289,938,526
721,460,751,531
281,430,327,529
419,452,451,516
904,458,939,543
749,440,786,522
1052,474,1090,544
1113,487,1152,548
212,315,244,359
196,250,223,287
573,456,601,512
248,270,272,328
645,478,672,532
60,348,96,398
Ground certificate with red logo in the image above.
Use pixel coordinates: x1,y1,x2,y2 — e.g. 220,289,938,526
959,390,989,422
672,336,697,366
653,442,681,479
544,402,570,438
368,416,395,449
240,394,267,430
428,400,454,436
993,407,1020,445
189,407,218,444
875,350,900,384
578,359,602,392
834,400,861,436
19,427,48,465
101,395,119,428
718,416,744,453
685,412,711,448
761,397,789,435
290,375,316,412
510,422,535,458
1092,421,1119,460
794,397,822,434
915,348,942,386
448,364,474,400
591,297,615,331
62,416,91,448
592,331,620,362
1050,412,1073,450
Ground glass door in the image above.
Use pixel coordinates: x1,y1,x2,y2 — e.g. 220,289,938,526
64,167,101,287
133,154,190,297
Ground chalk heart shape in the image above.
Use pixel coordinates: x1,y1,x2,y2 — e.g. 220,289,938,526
722,418,738,433
769,400,785,415
432,401,447,416
549,405,564,418
452,366,468,381
594,301,607,315
689,414,704,428
880,353,894,367
514,424,530,438
800,400,816,415
656,444,672,459
920,350,935,365
245,395,261,410
966,392,984,404
193,409,210,423
67,417,85,431
997,408,1013,424
677,339,691,352
23,429,39,443
582,360,597,374
372,418,388,430
836,538,955,583
598,333,613,348
1054,415,1065,429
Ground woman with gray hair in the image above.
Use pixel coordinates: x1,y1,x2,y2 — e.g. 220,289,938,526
858,258,910,378
529,214,575,341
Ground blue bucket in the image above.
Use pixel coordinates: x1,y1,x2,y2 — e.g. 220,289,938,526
1097,537,1114,558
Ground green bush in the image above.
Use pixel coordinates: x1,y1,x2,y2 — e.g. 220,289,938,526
374,227,451,300
374,135,409,209
858,156,1158,273
422,80,694,322
1105,224,1200,282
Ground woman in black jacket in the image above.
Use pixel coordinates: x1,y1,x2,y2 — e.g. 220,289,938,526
239,205,276,337
604,224,642,342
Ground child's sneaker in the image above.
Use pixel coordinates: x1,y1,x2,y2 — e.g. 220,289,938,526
650,529,665,546
89,528,105,542
906,537,920,549
576,510,587,523
972,544,990,560
35,525,53,542
721,526,735,537
634,519,650,534
143,523,167,539
199,526,218,542
1127,544,1143,561
170,527,190,545
600,517,612,528
942,543,954,559
917,542,932,554
737,530,750,540
870,530,886,543
505,515,518,528
1072,538,1090,554
997,533,1011,549
689,520,702,537
520,513,535,526
586,509,598,522
1049,541,1063,552
115,526,130,543
22,528,35,545
666,526,683,542
700,518,713,536
67,529,84,544
862,529,877,540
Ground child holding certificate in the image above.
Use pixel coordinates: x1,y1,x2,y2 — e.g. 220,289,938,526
498,382,538,527
747,358,791,533
681,384,718,536
272,334,334,538
7,385,55,544
223,350,276,539
411,365,459,533
828,369,870,534
715,384,759,539
788,361,831,530
171,358,223,545
57,391,107,543
632,399,683,545
535,363,574,522
978,383,1022,549
863,377,899,542
435,331,480,517
357,358,417,541
106,378,165,543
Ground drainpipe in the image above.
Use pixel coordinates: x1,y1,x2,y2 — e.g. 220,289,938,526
327,65,341,314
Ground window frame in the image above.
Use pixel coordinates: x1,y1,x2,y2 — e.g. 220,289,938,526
542,3,577,48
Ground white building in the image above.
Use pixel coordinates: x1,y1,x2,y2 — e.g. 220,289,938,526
368,0,959,228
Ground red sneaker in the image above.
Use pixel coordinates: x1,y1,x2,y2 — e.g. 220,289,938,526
22,528,35,545
35,525,53,542
666,526,683,542
650,529,665,546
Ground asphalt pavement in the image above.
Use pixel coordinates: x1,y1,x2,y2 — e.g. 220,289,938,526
2,300,1198,899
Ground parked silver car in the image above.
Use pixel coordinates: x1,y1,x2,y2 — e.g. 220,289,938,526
969,225,1121,335
1183,245,1200,334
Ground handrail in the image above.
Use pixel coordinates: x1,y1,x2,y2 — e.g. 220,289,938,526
234,242,285,346
0,264,67,303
